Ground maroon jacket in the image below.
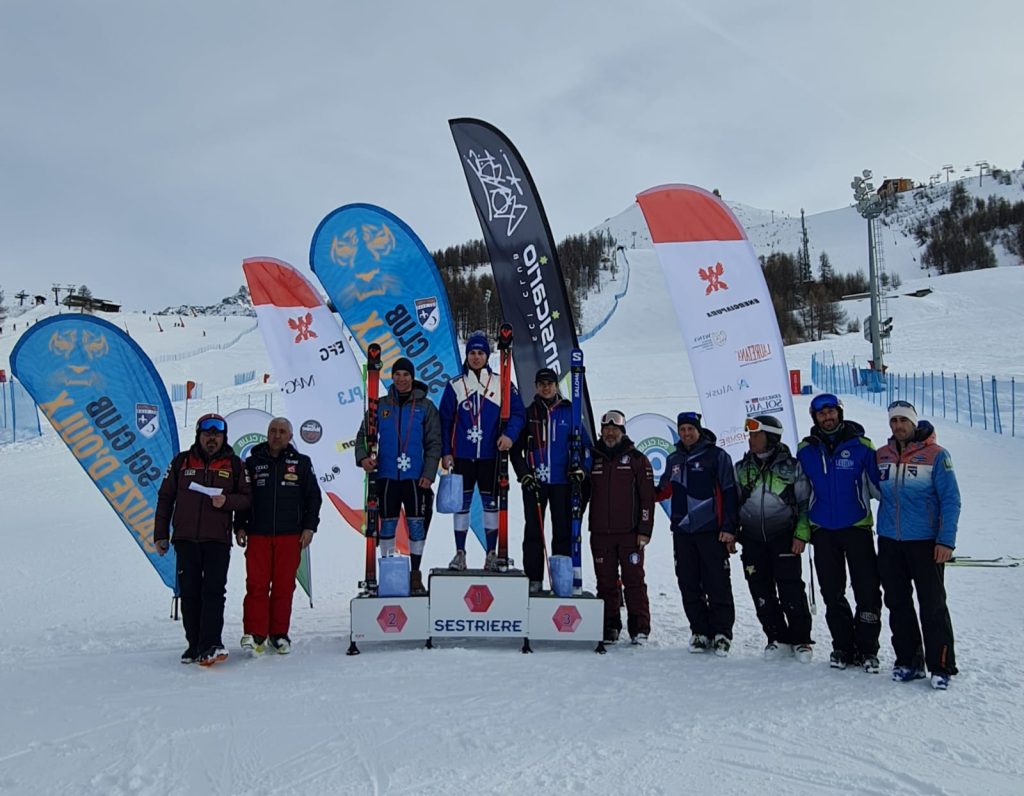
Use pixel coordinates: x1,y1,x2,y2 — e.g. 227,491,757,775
588,437,655,536
154,444,251,545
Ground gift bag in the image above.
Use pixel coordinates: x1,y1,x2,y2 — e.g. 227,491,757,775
549,555,574,597
436,472,464,514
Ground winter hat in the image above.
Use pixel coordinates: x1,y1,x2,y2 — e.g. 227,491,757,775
676,411,702,430
465,330,491,357
391,357,415,379
888,400,918,425
746,415,783,438
195,413,227,438
534,367,558,384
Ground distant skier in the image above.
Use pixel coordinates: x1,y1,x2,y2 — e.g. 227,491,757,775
154,414,251,666
735,415,814,662
439,330,526,571
876,400,961,690
797,394,883,674
511,367,590,594
587,410,654,644
355,358,441,595
656,412,739,657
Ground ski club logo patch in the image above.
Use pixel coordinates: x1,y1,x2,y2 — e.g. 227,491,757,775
135,403,159,438
415,297,440,331
284,474,298,481
381,408,391,419
620,455,630,464
286,464,297,473
699,262,729,295
288,313,317,343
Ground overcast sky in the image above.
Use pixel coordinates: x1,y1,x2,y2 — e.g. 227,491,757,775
2,0,1021,309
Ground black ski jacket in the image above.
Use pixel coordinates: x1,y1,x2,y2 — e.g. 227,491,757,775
237,442,322,536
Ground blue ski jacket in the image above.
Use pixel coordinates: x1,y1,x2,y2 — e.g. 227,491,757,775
439,366,526,461
656,429,738,535
511,395,592,485
355,381,441,482
796,420,879,532
876,421,961,548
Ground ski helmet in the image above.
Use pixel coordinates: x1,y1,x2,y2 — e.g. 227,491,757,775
809,393,843,422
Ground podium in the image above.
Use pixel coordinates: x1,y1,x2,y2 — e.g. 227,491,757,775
348,567,605,654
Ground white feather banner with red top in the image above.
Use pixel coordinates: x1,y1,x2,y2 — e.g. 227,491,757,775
636,185,798,459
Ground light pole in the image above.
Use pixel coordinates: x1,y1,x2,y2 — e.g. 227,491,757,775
851,169,884,374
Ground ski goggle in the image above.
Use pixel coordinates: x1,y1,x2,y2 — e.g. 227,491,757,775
677,411,702,426
197,416,227,433
888,400,915,412
600,410,626,428
810,394,841,413
745,417,782,435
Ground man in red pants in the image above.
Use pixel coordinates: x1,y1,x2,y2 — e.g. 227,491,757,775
235,417,321,655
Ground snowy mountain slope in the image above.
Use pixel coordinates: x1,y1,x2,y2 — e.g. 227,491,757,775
596,171,1024,284
1,262,1023,794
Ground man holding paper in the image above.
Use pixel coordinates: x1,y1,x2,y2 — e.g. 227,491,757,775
155,413,250,666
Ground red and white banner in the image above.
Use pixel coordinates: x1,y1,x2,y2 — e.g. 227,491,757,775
636,185,798,459
243,257,367,533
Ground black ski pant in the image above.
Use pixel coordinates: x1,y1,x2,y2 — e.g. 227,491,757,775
672,531,735,640
740,532,812,646
877,537,958,676
522,483,572,584
591,532,650,638
812,526,882,658
175,539,231,654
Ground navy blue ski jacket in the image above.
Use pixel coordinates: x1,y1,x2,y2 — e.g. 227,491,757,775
656,429,738,535
439,366,526,460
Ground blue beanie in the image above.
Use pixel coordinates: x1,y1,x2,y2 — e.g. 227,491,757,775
465,330,491,357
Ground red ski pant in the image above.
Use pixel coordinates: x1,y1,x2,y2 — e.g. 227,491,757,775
243,534,302,638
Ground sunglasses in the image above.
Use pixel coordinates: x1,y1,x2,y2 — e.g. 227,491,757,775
198,417,227,433
600,410,626,427
810,394,841,413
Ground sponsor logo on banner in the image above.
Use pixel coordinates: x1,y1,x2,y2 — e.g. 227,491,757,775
736,343,772,366
635,435,673,480
329,224,397,274
48,329,110,387
514,243,561,373
745,393,785,415
691,330,727,352
319,340,345,360
464,148,530,236
718,425,747,449
135,403,159,438
234,431,264,460
300,419,323,444
699,262,729,295
319,464,342,484
415,297,440,331
706,298,760,318
705,378,752,399
283,374,316,394
288,313,317,343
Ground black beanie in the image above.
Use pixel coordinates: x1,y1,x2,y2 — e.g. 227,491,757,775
392,357,415,379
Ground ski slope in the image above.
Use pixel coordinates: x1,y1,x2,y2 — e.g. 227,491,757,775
1,263,1023,795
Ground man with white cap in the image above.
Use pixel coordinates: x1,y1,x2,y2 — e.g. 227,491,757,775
876,400,961,691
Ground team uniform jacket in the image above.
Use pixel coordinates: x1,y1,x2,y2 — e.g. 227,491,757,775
237,442,322,537
735,442,812,543
796,420,879,532
355,381,442,482
510,396,592,484
876,421,961,548
656,430,738,535
588,437,655,536
439,366,526,460
154,443,251,545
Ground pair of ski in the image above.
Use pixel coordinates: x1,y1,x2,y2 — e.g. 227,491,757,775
948,556,1020,568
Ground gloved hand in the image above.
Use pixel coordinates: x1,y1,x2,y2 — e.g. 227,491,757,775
569,468,586,484
520,473,540,495
637,535,650,549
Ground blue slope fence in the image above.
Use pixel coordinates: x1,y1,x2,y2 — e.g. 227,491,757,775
811,353,1020,437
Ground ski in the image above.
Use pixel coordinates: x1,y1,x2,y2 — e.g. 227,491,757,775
360,343,383,595
948,559,1019,568
949,556,1023,563
495,323,514,572
569,348,585,595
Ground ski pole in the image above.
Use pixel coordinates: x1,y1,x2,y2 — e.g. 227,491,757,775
807,543,817,616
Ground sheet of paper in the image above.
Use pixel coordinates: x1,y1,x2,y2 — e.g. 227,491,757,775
188,482,223,497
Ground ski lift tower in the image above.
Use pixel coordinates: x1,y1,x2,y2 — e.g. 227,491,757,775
851,170,885,374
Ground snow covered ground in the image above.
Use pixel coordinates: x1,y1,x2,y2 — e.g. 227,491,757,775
1,255,1022,795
